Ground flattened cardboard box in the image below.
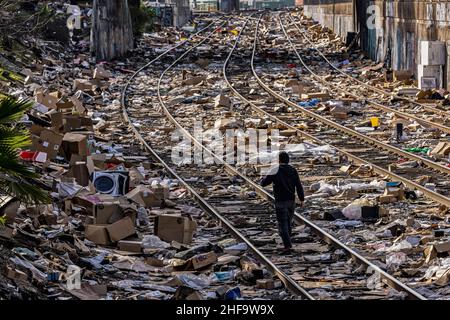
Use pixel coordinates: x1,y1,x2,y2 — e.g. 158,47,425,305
0,225,13,239
154,215,197,244
5,266,28,282
118,240,142,253
191,251,217,270
106,216,135,242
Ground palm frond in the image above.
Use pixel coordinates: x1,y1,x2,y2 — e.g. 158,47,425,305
0,148,38,179
0,95,48,204
0,125,31,149
0,176,50,204
0,96,33,124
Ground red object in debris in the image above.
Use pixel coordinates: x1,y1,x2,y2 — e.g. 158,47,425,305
105,163,118,169
447,164,450,168
19,151,36,161
216,28,221,33
286,63,297,68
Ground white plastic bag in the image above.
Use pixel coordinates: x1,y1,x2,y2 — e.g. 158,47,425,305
142,235,170,249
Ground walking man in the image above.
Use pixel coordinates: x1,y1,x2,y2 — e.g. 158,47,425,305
261,152,305,254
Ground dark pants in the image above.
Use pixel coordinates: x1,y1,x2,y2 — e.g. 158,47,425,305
275,200,295,248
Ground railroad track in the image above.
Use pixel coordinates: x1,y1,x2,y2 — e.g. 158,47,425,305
288,12,450,121
116,8,448,299
247,13,450,207
221,13,429,299
122,14,312,299
129,12,427,299
273,14,450,166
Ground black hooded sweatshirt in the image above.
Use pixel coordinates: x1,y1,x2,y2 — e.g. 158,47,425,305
261,164,305,202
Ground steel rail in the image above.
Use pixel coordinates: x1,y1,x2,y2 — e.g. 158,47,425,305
252,15,450,177
288,13,450,120
221,13,427,300
228,17,450,207
254,15,450,207
123,15,314,300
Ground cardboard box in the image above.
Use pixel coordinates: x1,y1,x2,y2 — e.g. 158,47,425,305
256,279,275,289
5,266,28,281
71,96,86,115
62,115,94,133
118,240,142,253
73,79,94,92
291,85,307,95
379,195,396,204
434,241,450,253
56,99,74,111
106,216,135,242
71,194,118,215
94,203,123,224
214,95,231,108
35,91,58,109
85,224,110,245
0,196,19,224
301,92,330,100
191,251,217,270
50,111,64,132
33,128,63,159
0,225,13,239
38,214,57,226
431,142,450,157
419,41,446,65
68,162,90,186
126,185,161,208
145,257,165,267
61,133,88,161
93,65,112,80
384,187,405,200
393,70,413,81
418,65,443,89
154,215,197,244
279,129,297,137
182,76,206,86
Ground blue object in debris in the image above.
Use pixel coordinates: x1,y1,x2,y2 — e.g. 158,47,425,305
225,287,241,300
215,271,233,282
386,182,401,187
47,272,60,282
299,98,320,107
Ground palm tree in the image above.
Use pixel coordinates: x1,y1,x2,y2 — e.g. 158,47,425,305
0,96,49,204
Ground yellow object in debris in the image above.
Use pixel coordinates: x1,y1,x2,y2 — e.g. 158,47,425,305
230,29,238,36
370,117,380,128
180,37,188,41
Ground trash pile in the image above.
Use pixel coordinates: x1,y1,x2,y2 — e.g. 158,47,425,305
0,12,290,300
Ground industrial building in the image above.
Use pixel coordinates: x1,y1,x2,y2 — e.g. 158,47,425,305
303,0,450,89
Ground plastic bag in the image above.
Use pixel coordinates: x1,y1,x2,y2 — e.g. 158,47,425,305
386,240,412,252
142,235,170,249
317,180,340,196
342,199,372,220
366,272,382,290
178,273,211,290
386,252,407,269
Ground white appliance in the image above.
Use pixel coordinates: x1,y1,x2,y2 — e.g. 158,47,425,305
91,171,129,196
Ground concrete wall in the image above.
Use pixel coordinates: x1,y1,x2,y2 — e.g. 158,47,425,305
304,0,354,43
169,0,191,27
303,1,450,88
